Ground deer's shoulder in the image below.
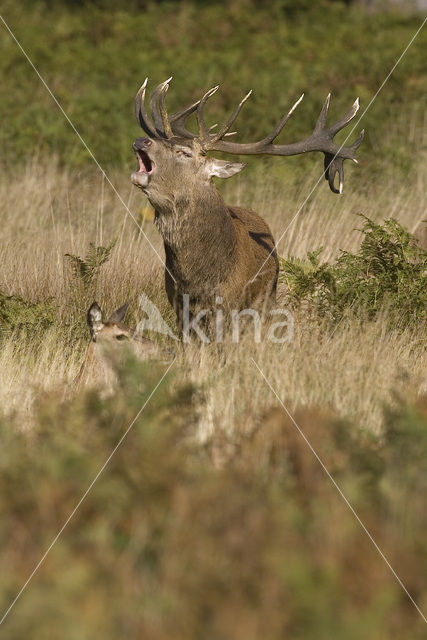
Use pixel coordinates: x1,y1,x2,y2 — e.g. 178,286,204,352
227,205,273,235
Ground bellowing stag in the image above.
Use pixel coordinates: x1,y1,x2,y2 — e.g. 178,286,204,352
131,79,363,336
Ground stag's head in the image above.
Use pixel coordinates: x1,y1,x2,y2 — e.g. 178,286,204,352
131,79,246,207
131,78,364,202
131,136,245,204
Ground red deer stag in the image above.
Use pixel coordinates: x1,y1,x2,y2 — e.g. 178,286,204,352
131,79,363,336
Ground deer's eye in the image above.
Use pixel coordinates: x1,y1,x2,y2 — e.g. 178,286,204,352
116,334,129,341
176,149,192,159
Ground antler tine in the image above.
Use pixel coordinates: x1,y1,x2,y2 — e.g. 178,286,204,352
350,128,365,155
171,101,201,125
323,127,364,193
211,90,252,143
196,85,219,143
134,78,157,137
258,93,305,146
324,154,344,194
328,97,359,137
169,100,202,139
149,78,172,137
313,93,331,135
158,81,173,139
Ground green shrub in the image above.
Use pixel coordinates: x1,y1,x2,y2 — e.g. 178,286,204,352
0,0,425,181
279,215,427,326
65,239,116,337
0,291,56,338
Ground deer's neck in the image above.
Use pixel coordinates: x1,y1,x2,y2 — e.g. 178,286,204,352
152,186,237,293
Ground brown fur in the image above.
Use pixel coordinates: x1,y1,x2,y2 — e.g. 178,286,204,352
131,137,278,334
132,82,363,336
75,302,172,391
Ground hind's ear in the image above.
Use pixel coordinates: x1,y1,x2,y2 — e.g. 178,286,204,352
108,302,129,324
87,302,103,337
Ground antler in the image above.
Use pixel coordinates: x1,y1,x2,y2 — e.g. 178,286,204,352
134,78,158,137
190,89,364,194
134,78,255,142
135,77,201,140
135,79,364,193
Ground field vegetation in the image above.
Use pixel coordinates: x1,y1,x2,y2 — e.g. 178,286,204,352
0,1,426,637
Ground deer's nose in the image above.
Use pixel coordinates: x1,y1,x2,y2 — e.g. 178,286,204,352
133,137,152,151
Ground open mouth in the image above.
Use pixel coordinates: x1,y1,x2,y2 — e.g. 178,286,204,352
136,150,154,174
131,149,155,188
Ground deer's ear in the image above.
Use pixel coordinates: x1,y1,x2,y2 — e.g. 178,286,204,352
87,302,104,337
206,158,247,179
108,302,129,324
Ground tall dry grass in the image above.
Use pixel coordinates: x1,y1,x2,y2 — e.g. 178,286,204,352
0,157,425,433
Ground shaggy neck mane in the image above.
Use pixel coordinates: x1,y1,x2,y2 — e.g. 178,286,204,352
152,184,238,291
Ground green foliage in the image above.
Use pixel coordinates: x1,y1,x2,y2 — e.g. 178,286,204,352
0,0,425,183
279,216,427,326
0,291,56,337
65,239,116,288
0,357,426,638
64,239,117,340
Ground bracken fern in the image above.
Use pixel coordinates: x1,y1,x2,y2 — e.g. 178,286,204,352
279,215,427,327
65,240,116,288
